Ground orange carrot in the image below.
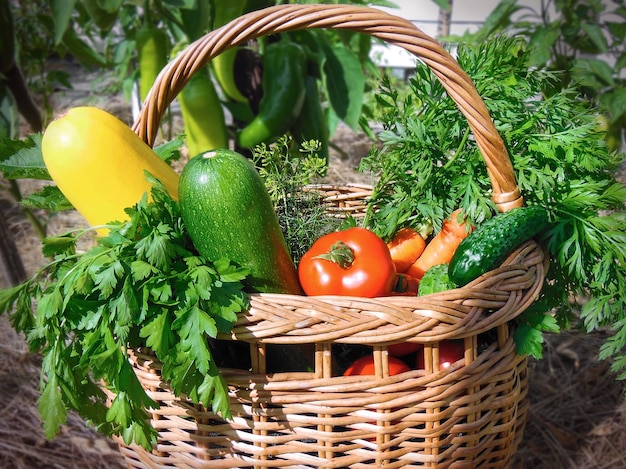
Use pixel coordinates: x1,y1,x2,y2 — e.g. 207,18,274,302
387,227,427,273
405,209,473,280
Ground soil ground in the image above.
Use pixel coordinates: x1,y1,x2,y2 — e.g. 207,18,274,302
1,58,626,469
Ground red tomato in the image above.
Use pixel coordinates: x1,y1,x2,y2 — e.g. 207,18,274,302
344,355,409,441
416,340,465,370
388,342,422,357
298,227,396,297
344,355,410,376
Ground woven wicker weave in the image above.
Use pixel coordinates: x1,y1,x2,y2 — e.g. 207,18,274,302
117,4,549,468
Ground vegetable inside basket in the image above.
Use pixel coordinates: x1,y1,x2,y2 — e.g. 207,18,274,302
113,4,548,468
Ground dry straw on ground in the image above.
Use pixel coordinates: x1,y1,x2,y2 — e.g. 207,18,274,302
0,316,126,469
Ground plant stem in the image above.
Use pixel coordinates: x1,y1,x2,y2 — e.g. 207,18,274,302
0,205,27,286
4,63,43,132
443,126,471,170
8,179,47,240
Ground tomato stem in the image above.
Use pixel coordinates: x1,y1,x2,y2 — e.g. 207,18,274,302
393,273,409,292
313,241,354,268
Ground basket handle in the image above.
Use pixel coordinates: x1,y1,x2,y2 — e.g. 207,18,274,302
132,4,523,210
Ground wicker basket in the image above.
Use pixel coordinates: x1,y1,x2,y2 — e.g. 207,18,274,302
117,4,549,468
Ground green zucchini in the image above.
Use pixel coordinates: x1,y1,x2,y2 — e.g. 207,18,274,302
448,206,550,286
179,149,303,294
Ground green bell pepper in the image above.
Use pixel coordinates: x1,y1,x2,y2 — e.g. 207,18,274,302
136,25,168,101
179,64,229,156
236,40,306,149
290,74,329,163
211,0,249,103
172,40,228,156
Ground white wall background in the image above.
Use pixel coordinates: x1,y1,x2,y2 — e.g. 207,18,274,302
370,0,545,68
376,0,547,32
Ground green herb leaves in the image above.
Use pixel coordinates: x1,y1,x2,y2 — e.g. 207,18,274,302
253,135,342,262
0,177,248,449
361,35,626,371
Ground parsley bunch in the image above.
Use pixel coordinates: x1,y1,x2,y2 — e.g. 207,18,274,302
361,36,626,374
0,176,249,449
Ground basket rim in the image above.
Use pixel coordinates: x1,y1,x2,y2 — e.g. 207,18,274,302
221,238,548,345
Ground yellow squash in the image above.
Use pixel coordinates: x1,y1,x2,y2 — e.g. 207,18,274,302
41,106,179,232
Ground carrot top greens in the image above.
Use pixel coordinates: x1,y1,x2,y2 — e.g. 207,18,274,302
361,35,626,370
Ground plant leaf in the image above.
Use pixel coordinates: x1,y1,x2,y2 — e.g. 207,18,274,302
153,135,184,163
527,27,561,67
50,0,77,45
581,22,609,54
38,373,68,439
21,185,73,211
474,0,521,40
431,0,452,11
42,234,77,257
0,133,49,180
571,58,615,88
139,310,175,357
0,83,19,139
600,88,626,124
323,44,364,130
173,304,216,374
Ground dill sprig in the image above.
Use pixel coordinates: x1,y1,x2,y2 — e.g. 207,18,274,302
253,135,344,263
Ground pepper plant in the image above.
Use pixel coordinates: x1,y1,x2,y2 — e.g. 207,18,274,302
1,0,398,230
38,0,397,152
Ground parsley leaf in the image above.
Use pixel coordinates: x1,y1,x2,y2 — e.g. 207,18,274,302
38,373,68,439
0,178,249,449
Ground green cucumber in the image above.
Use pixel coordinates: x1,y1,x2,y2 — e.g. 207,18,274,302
179,149,303,294
448,206,550,286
